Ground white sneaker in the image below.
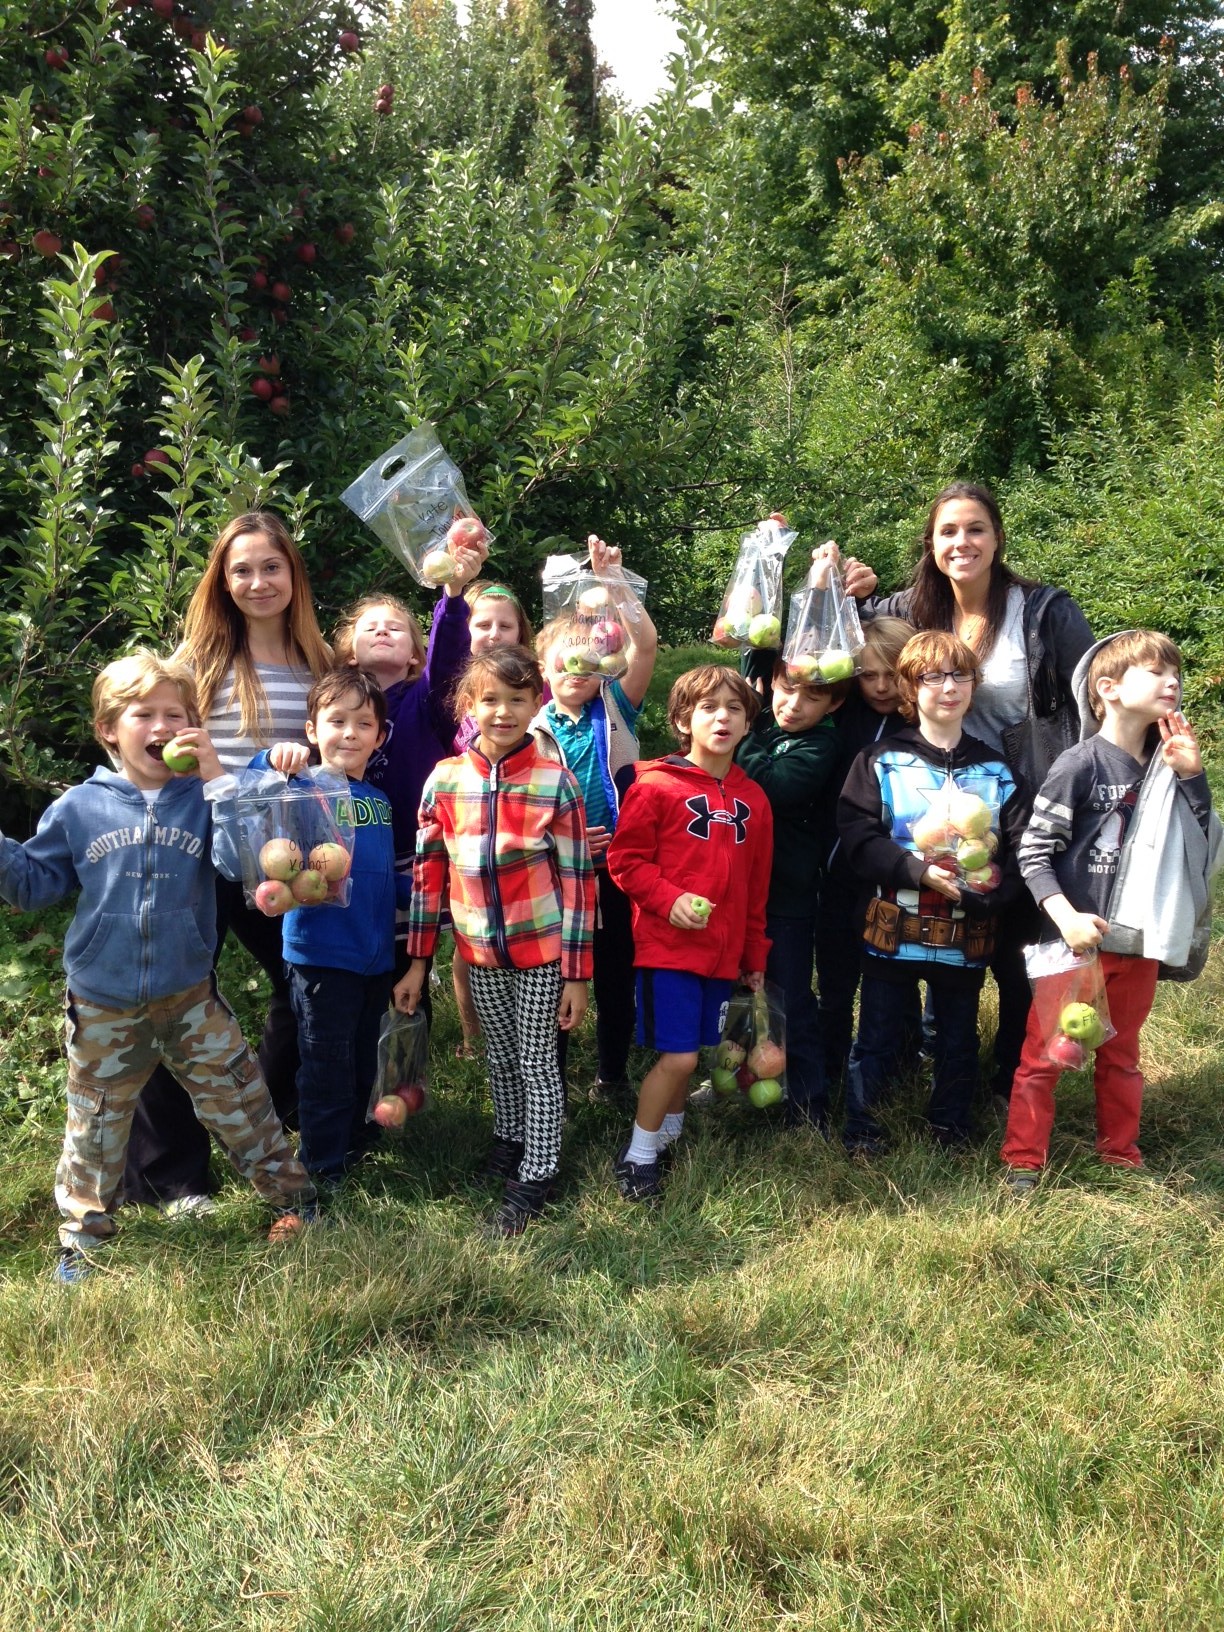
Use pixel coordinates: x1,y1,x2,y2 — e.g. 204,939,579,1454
162,1193,217,1218
688,1081,717,1107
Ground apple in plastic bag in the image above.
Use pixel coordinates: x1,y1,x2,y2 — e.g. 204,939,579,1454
1047,1032,1086,1071
564,649,598,674
787,654,823,683
710,1067,739,1094
1059,1002,1106,1048
747,613,782,648
749,1078,784,1108
947,790,993,840
748,1038,786,1078
259,837,303,880
308,841,351,882
715,1040,745,1071
446,516,487,552
817,649,855,682
956,836,993,872
372,1094,408,1128
962,862,1002,891
421,548,457,586
254,879,295,915
291,868,330,905
911,811,954,854
395,1082,425,1115
598,653,628,677
590,619,624,653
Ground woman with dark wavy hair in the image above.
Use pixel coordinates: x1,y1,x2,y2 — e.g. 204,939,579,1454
860,482,1095,1107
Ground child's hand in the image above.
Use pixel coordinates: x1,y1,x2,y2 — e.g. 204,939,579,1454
165,727,223,782
921,861,962,901
446,539,489,593
670,893,715,929
585,824,612,860
1044,895,1109,953
393,960,427,1014
269,741,311,775
1158,710,1203,778
842,555,878,599
742,969,765,992
587,534,624,577
558,980,588,1031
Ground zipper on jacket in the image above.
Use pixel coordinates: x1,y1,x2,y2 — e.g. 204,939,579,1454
483,757,512,966
139,801,155,1003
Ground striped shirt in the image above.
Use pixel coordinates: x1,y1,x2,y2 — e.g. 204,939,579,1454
407,737,594,980
205,661,314,774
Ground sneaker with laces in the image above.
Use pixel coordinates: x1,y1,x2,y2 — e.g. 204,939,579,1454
162,1193,217,1219
54,1247,97,1285
1004,1168,1040,1196
267,1202,322,1242
612,1144,662,1202
588,1076,631,1106
487,1177,552,1238
482,1137,525,1180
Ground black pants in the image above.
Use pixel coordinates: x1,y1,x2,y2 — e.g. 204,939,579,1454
122,877,299,1204
987,893,1041,1100
557,868,635,1086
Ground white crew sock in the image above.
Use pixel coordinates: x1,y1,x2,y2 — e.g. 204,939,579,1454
659,1112,685,1148
625,1123,660,1166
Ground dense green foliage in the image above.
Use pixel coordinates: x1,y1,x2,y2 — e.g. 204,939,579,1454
0,0,1220,812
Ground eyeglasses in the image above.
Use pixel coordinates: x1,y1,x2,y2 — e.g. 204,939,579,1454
918,669,974,687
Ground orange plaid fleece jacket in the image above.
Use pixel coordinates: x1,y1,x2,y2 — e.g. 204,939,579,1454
406,737,595,980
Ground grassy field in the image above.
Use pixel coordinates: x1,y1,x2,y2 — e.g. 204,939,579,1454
1,655,1223,1631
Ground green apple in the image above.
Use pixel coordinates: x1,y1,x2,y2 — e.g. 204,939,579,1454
747,613,782,648
947,790,993,840
715,1040,745,1071
710,1067,739,1095
160,738,198,774
817,649,855,682
955,836,992,872
786,654,823,683
748,1077,784,1108
689,895,712,921
1059,1002,1106,1048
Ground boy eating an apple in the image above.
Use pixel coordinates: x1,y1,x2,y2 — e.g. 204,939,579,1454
0,651,315,1283
209,668,407,1188
1002,631,1218,1188
606,666,773,1200
836,631,1028,1155
534,536,659,1105
734,656,850,1130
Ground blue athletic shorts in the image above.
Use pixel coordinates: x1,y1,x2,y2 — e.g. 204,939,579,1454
635,969,733,1054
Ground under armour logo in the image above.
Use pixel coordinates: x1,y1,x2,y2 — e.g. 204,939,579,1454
685,794,751,843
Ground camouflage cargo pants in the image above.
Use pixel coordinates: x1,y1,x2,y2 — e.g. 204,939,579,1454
56,977,315,1248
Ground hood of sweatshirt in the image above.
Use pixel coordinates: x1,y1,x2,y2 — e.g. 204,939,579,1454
1071,630,1174,742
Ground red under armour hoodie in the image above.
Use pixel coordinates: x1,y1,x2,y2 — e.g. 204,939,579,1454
606,755,774,980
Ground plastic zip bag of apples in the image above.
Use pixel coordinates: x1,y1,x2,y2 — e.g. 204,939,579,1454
541,548,648,682
710,514,796,652
782,549,865,683
223,766,357,915
910,773,1005,895
368,1008,429,1129
340,421,493,588
1023,942,1116,1072
710,982,787,1108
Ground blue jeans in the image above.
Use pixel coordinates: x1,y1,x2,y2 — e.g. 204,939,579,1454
288,965,393,1182
765,913,827,1128
845,962,983,1149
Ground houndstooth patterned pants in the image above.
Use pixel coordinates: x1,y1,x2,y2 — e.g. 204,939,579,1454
56,977,315,1247
468,960,564,1183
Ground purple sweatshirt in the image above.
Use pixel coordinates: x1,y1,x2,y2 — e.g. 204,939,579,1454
364,592,471,867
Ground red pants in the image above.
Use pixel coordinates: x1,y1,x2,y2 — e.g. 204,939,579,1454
1001,952,1159,1171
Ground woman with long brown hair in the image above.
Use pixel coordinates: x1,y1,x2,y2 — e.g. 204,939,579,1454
123,511,332,1209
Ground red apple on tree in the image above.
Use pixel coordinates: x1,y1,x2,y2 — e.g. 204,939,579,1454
134,204,156,229
32,229,61,257
45,47,69,70
338,29,360,51
334,222,355,245
143,448,171,470
296,242,316,264
251,376,274,401
271,281,292,304
242,105,262,126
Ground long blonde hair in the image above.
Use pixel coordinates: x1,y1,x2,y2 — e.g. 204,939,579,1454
177,511,332,739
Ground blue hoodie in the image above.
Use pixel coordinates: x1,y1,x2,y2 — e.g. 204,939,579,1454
0,769,220,1008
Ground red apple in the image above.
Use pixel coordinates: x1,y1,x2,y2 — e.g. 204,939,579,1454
45,47,69,70
735,1063,755,1094
32,229,61,257
395,1082,425,1115
0,241,20,261
334,222,355,245
446,516,487,552
131,461,146,477
747,1039,786,1079
92,300,115,322
190,29,206,50
290,868,329,904
251,270,268,292
255,353,279,374
1047,1032,1086,1072
338,29,360,51
296,242,316,265
251,376,274,401
259,836,302,881
271,281,292,304
254,879,294,916
173,16,193,39
307,841,351,882
268,395,290,414
372,1094,407,1129
152,0,174,17
143,448,171,469
134,204,156,229
242,105,262,126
